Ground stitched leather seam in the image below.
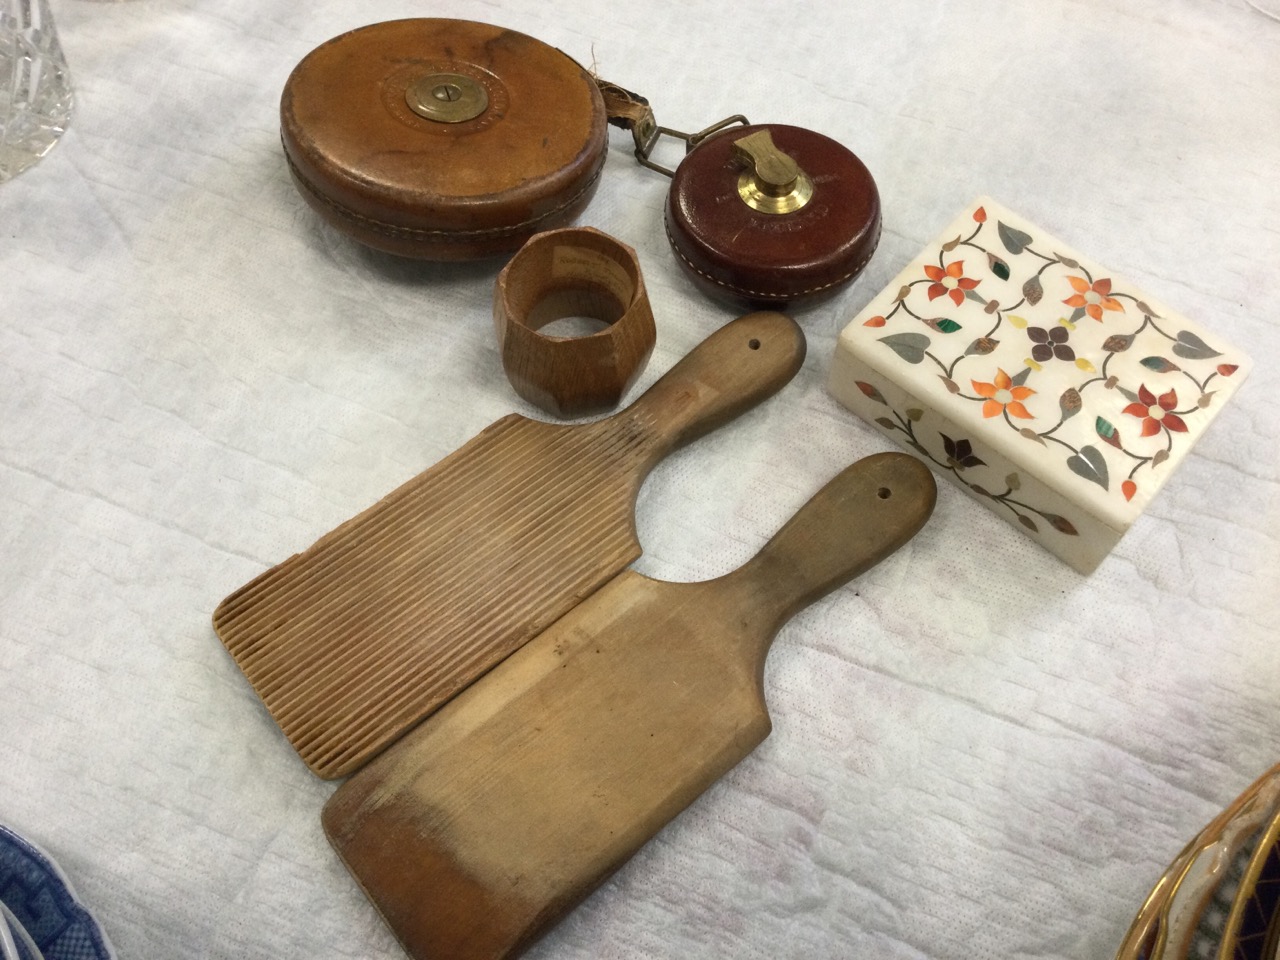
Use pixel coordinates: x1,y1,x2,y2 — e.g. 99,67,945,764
663,218,881,300
284,146,606,242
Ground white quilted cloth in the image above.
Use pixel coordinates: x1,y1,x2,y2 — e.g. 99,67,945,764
1,1,1277,958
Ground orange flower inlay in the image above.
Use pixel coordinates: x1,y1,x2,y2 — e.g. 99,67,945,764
924,260,981,307
971,368,1035,419
1063,276,1124,321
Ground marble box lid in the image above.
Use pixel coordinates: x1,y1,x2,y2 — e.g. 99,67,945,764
830,197,1251,567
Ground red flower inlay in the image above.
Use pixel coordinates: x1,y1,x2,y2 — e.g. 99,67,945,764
924,260,981,307
1122,385,1187,436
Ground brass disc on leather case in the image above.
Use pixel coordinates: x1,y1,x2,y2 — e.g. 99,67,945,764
405,73,489,124
281,19,608,260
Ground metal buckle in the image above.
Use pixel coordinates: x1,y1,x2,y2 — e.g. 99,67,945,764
632,114,750,178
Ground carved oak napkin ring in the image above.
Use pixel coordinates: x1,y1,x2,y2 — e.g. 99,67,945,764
493,227,656,418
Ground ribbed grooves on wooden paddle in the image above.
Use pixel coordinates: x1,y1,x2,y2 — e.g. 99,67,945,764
214,413,653,778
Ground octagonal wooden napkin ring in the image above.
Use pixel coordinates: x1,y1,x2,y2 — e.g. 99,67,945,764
494,227,657,418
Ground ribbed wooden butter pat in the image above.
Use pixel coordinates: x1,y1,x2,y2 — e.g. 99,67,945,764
214,312,805,778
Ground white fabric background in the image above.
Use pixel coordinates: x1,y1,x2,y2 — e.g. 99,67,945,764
1,1,1277,957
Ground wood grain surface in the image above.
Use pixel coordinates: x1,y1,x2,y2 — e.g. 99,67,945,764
493,227,657,418
213,312,805,778
322,452,937,960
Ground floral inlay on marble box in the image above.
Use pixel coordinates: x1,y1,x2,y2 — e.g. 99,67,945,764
829,197,1251,573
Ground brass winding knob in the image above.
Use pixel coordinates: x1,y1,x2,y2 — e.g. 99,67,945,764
732,129,814,214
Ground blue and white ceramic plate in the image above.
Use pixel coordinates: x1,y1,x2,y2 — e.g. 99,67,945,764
0,824,115,960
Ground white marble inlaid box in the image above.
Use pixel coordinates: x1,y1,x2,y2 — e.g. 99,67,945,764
829,198,1251,573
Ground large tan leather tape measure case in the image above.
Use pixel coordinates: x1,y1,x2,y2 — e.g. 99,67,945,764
280,18,608,260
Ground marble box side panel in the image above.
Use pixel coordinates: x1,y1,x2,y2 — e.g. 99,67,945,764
830,340,1119,574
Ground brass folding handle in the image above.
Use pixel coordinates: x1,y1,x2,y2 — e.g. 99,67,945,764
732,129,814,214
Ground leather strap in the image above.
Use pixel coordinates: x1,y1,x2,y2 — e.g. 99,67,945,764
595,80,655,132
